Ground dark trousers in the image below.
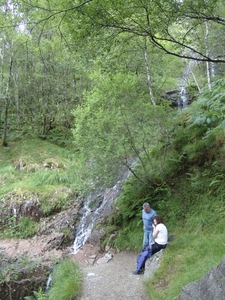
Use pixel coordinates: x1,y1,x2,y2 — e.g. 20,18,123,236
136,243,167,273
151,242,167,255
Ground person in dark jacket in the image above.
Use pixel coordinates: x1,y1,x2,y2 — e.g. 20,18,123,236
133,215,168,275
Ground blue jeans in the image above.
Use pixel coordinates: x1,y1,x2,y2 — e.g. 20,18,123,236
136,243,167,273
143,229,154,248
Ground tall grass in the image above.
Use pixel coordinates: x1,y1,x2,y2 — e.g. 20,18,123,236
0,138,78,238
48,259,82,300
24,259,82,300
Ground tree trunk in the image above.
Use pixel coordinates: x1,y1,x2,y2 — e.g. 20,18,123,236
2,57,13,147
189,66,201,92
205,22,211,90
144,38,156,105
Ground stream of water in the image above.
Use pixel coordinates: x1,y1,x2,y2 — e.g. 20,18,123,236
72,167,133,254
178,65,191,109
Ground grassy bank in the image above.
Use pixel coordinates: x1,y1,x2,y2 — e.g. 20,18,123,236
0,138,77,237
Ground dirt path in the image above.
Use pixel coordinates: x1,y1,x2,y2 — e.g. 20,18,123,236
0,238,149,300
78,251,149,300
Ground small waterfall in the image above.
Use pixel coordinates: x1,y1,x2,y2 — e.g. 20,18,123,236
73,167,133,254
179,86,188,109
46,274,52,291
178,66,191,109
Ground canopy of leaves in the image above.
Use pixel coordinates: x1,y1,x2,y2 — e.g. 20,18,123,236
72,70,175,187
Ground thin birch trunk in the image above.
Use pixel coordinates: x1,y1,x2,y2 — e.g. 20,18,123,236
205,22,211,90
188,66,201,92
2,56,13,147
143,37,156,105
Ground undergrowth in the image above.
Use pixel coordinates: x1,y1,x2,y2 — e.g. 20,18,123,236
104,78,225,298
1,78,225,299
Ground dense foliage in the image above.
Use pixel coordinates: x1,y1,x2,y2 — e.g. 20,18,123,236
106,78,225,247
1,0,225,148
101,78,225,298
1,0,225,299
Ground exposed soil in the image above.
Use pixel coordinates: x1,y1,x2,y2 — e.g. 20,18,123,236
0,237,63,261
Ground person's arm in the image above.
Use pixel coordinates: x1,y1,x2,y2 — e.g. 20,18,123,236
142,210,145,229
152,224,159,238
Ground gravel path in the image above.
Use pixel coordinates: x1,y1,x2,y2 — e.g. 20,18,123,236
0,239,149,300
79,250,149,300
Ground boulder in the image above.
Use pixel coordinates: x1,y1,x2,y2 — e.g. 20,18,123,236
178,257,225,300
144,249,165,280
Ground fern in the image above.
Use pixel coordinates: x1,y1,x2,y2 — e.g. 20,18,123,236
24,288,48,300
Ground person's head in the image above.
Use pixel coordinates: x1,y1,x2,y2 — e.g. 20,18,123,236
143,202,151,213
153,216,164,225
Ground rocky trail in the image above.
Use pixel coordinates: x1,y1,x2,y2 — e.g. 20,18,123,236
0,237,149,300
78,250,148,300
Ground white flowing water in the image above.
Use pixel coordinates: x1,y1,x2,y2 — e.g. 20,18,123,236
178,66,191,109
180,86,188,108
46,274,52,291
73,167,133,254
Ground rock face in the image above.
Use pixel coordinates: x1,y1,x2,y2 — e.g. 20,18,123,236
0,257,51,300
178,257,225,300
143,236,175,280
0,195,42,223
0,203,81,300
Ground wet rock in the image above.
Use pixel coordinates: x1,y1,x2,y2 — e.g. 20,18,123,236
37,206,80,247
0,204,81,262
85,228,105,247
162,89,192,108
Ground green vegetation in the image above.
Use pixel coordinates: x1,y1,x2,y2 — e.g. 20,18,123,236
1,77,225,299
24,259,82,300
1,1,225,299
72,71,176,188
3,216,38,238
102,78,225,298
48,259,82,300
0,138,78,238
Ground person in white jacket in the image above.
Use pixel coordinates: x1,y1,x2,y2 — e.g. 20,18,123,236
133,215,168,275
152,215,168,247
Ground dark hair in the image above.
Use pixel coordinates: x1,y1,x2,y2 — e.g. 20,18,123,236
154,216,164,224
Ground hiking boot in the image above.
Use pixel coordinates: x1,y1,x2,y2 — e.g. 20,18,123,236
133,270,140,275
